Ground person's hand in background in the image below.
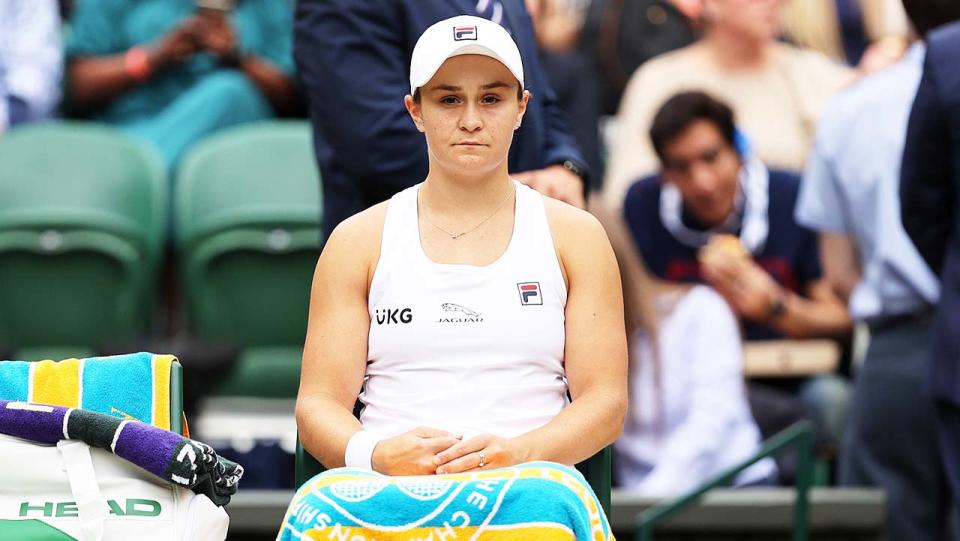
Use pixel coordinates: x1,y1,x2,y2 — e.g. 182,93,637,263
197,11,238,61
699,234,785,323
857,36,907,76
149,16,206,70
513,164,585,208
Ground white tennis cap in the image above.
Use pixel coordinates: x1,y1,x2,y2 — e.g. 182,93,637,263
409,15,525,95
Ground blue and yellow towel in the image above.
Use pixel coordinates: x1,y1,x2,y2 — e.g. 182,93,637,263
278,462,614,540
0,352,175,431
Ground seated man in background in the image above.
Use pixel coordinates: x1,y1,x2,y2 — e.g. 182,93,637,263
65,0,299,171
0,0,62,133
623,91,852,454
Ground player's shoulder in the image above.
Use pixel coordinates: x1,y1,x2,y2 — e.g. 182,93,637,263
542,196,605,241
541,196,616,275
324,201,389,260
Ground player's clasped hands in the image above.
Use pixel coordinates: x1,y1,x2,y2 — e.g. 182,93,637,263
370,426,462,476
435,433,528,475
370,427,528,476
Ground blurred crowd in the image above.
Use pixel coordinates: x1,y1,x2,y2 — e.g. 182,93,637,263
2,0,959,538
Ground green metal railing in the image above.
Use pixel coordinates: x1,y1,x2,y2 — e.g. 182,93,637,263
635,421,814,541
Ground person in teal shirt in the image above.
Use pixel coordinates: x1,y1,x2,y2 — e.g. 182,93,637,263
66,0,298,171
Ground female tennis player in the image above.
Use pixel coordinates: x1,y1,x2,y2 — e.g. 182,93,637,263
280,15,626,540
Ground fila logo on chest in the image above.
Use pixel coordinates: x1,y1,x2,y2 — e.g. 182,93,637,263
517,282,542,305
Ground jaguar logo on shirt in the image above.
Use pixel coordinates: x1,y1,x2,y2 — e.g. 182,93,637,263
375,308,413,325
437,303,484,323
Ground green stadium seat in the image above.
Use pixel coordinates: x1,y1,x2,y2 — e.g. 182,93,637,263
0,122,167,359
175,121,322,398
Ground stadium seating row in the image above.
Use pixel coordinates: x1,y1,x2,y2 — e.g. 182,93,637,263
0,121,322,397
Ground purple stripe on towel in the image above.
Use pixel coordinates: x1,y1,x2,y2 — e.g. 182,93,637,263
113,420,183,479
0,399,67,443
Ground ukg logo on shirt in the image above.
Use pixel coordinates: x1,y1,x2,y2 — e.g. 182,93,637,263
375,308,413,325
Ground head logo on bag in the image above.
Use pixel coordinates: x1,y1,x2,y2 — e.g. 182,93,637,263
19,499,161,518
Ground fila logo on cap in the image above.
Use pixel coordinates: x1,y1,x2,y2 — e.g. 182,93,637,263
517,282,542,305
454,26,478,41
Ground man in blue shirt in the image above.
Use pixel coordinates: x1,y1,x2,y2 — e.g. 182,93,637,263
294,0,589,236
624,91,852,455
797,3,960,536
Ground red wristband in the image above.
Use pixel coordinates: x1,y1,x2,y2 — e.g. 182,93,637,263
124,46,151,82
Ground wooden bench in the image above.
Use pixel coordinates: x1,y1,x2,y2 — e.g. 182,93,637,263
743,339,840,378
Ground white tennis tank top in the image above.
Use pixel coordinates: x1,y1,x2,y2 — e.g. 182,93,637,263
362,180,568,440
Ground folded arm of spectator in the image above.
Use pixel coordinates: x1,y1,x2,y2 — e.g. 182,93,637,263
701,244,851,339
771,278,852,338
900,51,955,275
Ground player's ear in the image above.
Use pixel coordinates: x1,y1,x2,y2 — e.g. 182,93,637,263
405,94,425,133
515,89,530,130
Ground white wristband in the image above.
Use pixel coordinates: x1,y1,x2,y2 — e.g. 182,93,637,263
344,430,381,470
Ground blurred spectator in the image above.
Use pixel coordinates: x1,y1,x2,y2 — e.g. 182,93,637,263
527,0,581,51
294,0,589,237
900,4,960,528
580,0,697,116
797,3,960,536
0,0,62,133
526,0,602,181
781,0,910,69
603,0,852,210
623,92,851,450
65,0,298,171
597,202,775,494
